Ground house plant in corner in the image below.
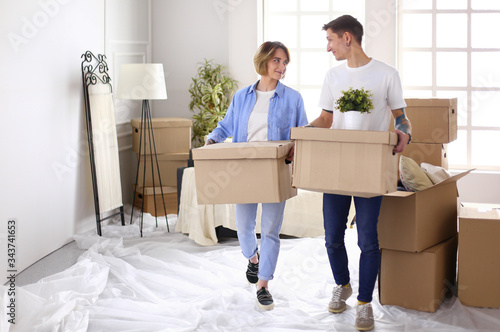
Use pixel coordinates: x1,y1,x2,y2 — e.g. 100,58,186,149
189,59,238,147
335,87,374,130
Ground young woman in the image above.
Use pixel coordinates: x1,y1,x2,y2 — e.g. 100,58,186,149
206,41,308,310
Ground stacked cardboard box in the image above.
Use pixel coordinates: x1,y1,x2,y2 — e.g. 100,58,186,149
131,117,192,216
378,171,469,312
379,97,465,312
133,186,178,217
458,204,500,308
391,98,457,170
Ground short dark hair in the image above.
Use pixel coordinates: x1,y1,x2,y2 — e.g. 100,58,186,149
322,15,364,45
253,41,290,76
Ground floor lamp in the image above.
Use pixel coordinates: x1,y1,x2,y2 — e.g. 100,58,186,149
116,63,169,236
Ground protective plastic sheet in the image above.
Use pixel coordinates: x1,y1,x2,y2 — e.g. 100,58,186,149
2,210,500,331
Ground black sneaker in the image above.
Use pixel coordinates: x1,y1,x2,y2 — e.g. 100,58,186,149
246,253,259,284
256,287,274,310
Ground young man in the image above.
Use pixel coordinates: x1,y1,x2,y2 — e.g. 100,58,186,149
306,15,411,331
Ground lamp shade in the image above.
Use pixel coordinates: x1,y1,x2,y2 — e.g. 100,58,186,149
115,63,167,100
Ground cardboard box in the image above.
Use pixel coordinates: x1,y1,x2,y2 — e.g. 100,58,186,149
390,98,457,143
291,127,398,198
134,185,178,216
131,117,192,155
458,204,500,308
192,141,296,204
136,152,189,187
379,236,457,312
378,170,470,252
399,143,448,169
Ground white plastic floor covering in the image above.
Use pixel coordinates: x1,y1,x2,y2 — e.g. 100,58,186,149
2,210,499,332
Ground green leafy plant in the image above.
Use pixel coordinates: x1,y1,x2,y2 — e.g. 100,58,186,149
335,87,374,114
189,59,238,147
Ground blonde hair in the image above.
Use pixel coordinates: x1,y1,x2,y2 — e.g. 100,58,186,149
253,41,290,76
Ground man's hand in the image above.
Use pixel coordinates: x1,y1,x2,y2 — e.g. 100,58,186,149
205,138,216,146
393,129,410,154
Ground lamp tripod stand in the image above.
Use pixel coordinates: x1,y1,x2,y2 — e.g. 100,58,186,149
130,99,170,236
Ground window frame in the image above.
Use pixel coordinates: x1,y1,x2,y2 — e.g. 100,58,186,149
263,0,365,121
397,0,500,171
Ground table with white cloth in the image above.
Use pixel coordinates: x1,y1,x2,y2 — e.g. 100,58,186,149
176,167,354,246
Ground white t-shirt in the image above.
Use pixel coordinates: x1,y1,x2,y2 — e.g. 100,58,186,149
247,89,274,142
318,59,407,132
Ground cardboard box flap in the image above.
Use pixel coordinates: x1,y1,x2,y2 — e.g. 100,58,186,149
432,169,471,188
131,117,192,129
405,98,457,107
192,141,293,160
459,204,500,220
291,127,398,145
384,169,472,197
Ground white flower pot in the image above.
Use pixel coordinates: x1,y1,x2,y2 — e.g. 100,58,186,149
344,111,369,130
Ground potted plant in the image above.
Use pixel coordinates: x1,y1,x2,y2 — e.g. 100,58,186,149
335,87,374,130
189,59,238,147
335,87,374,114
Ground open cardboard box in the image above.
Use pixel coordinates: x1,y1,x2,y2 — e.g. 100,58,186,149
378,170,471,253
379,236,457,312
458,203,500,308
192,141,296,205
291,127,398,198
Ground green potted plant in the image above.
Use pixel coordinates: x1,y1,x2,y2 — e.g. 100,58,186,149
335,87,374,114
335,87,374,130
189,59,238,147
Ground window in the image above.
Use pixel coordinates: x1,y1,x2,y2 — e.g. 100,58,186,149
263,0,365,121
399,0,500,170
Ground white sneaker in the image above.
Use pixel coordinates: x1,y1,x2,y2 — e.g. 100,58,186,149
355,302,374,331
328,284,353,313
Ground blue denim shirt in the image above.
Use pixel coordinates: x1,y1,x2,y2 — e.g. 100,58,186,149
207,80,308,143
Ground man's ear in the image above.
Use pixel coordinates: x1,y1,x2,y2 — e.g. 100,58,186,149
344,31,352,45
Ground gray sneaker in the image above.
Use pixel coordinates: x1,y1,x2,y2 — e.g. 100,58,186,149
328,284,353,313
355,302,374,331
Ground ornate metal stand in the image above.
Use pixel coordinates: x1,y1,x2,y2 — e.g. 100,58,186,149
81,51,125,236
130,99,170,236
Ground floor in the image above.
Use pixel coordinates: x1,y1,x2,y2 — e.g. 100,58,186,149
3,210,500,332
15,241,85,287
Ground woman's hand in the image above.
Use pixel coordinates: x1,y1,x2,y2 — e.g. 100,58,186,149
286,145,295,163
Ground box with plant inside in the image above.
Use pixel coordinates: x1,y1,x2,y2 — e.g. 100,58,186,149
335,87,374,130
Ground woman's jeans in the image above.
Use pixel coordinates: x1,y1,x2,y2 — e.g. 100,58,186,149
323,193,383,303
235,201,286,281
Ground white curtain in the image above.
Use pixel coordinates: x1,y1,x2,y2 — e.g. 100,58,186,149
88,84,123,213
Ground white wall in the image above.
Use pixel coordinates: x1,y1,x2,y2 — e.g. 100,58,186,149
105,0,153,207
0,0,153,284
151,0,230,119
364,0,397,66
0,0,105,284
